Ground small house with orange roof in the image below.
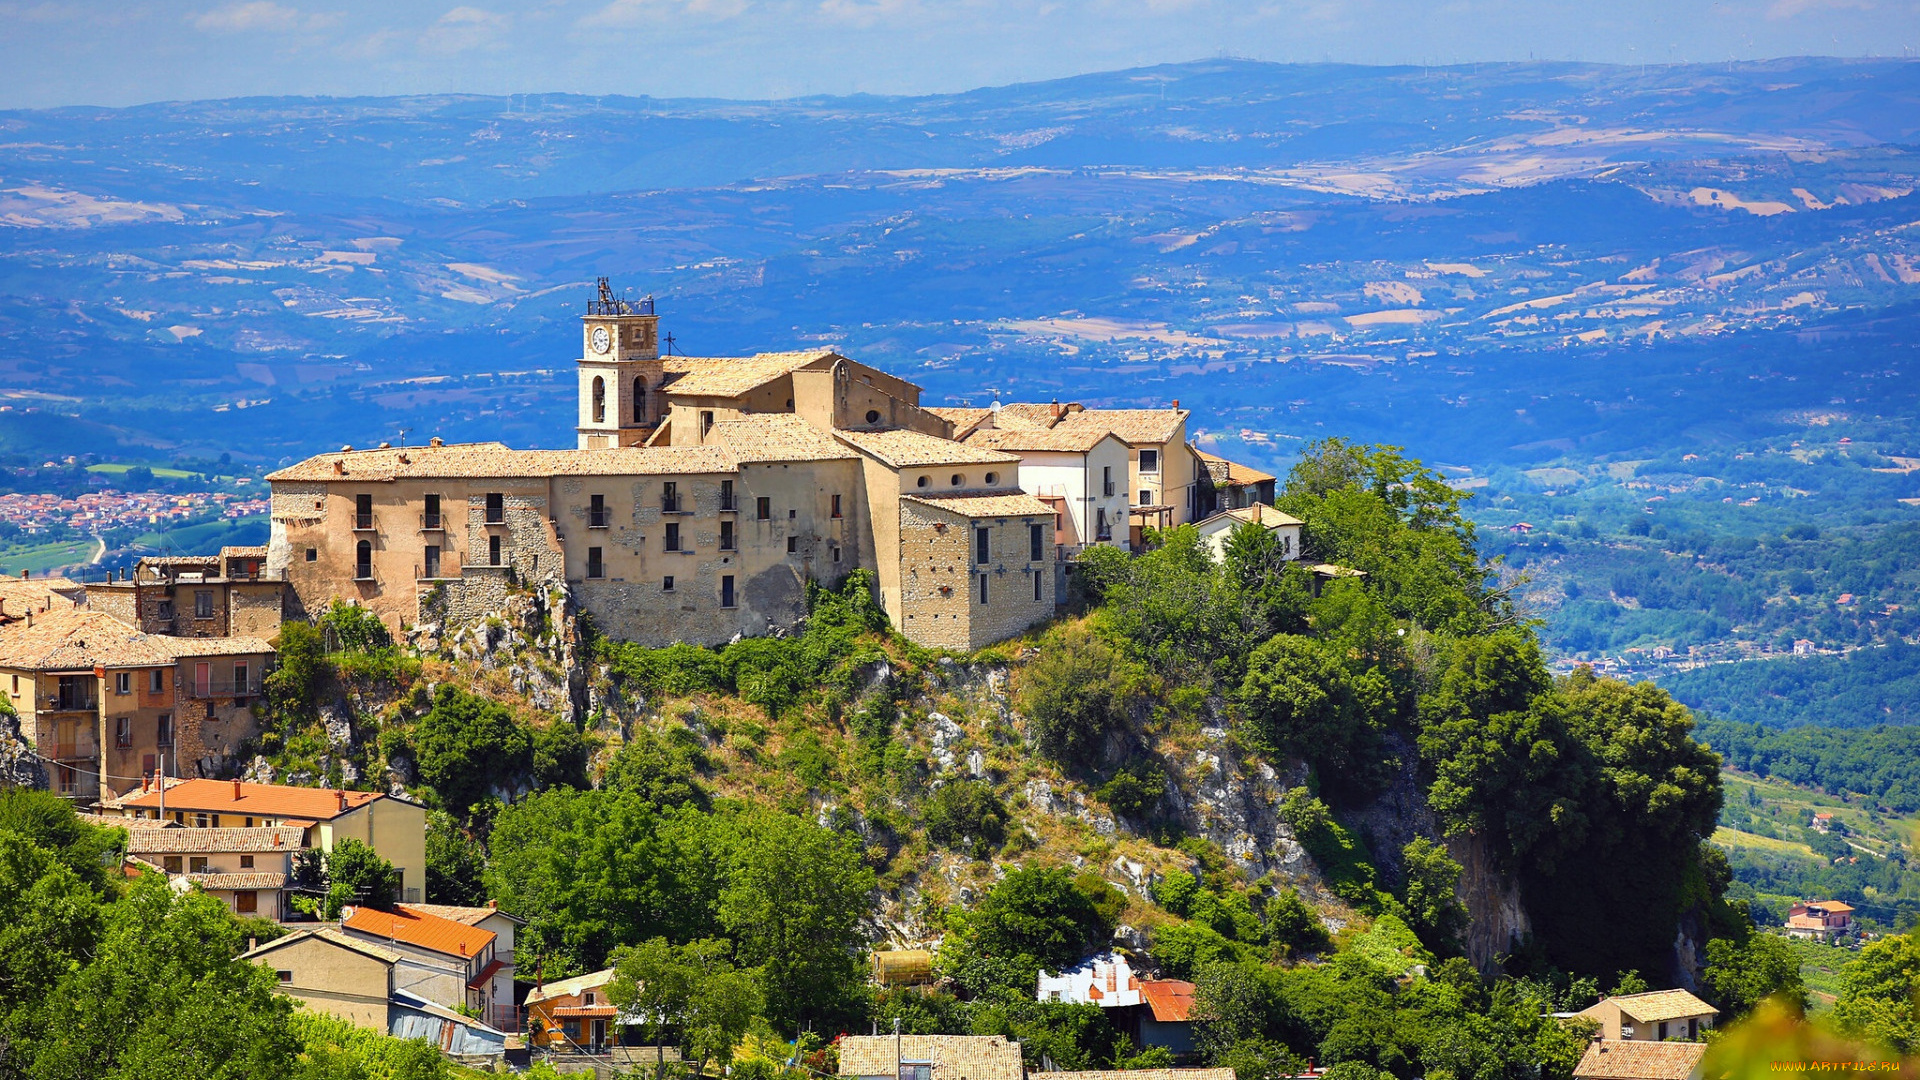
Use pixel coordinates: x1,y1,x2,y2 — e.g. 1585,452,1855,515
101,777,427,902
1786,900,1854,942
340,903,506,1021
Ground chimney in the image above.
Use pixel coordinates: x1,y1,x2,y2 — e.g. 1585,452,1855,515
336,790,348,813
460,941,468,956
233,778,242,800
332,460,346,475
1172,399,1180,409
18,570,25,580
25,610,31,628
429,436,444,447
1,598,6,617
1050,399,1062,419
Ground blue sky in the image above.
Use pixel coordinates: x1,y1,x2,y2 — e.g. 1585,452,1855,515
0,0,1914,108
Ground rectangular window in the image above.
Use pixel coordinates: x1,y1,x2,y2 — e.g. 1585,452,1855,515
115,672,131,695
721,575,736,608
587,547,604,578
305,548,316,562
142,753,155,777
756,497,771,520
163,856,183,874
720,479,735,511
195,590,214,619
787,536,797,554
354,493,373,529
1029,523,1044,562
157,598,175,622
489,535,502,566
978,574,989,605
664,523,681,552
1033,570,1044,602
234,663,249,693
719,520,735,551
235,891,258,914
831,494,842,518
589,493,607,527
116,716,132,748
150,669,164,694
1103,465,1114,496
423,545,441,579
189,856,209,874
485,493,505,524
662,482,679,513
193,813,211,830
57,765,76,794
975,527,990,565
1139,449,1160,474
56,674,92,711
832,545,841,564
700,410,715,437
276,970,293,984
240,854,254,869
423,493,441,530
662,575,675,592
1140,489,1152,506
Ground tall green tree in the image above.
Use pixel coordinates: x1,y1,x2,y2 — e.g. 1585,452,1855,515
608,937,762,1073
413,685,534,816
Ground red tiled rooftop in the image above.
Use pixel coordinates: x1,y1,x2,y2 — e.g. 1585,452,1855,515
115,778,384,820
344,904,496,960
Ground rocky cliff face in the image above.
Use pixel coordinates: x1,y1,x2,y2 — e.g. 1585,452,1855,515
414,575,588,725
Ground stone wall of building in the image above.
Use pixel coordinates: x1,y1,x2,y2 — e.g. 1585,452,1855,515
896,501,1054,652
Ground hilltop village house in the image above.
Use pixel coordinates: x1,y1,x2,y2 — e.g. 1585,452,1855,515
0,554,278,805
266,288,1279,651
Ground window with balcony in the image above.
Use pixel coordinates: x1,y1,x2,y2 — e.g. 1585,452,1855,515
975,527,990,565
720,479,735,511
423,545,441,579
664,524,681,552
587,547,604,578
485,493,505,524
661,482,680,513
115,716,132,748
589,493,608,527
1096,507,1111,542
54,675,92,712
234,662,250,693
354,493,374,530
719,520,735,551
355,541,373,580
488,535,502,566
423,493,442,531
1139,449,1160,474
57,765,75,794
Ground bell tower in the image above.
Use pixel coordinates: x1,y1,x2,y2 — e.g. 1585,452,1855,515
577,278,664,450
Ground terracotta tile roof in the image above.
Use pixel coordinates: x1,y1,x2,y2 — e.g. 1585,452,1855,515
1194,449,1277,485
113,778,385,821
712,414,858,463
127,826,307,854
467,958,508,988
1055,408,1190,445
0,577,83,618
220,545,269,559
927,407,994,438
1605,990,1718,1023
268,442,736,483
0,607,176,670
551,1004,620,1018
158,636,276,659
525,968,616,1005
189,871,290,890
406,902,525,927
658,350,839,398
345,904,497,959
1197,503,1304,531
985,402,1074,431
1573,1040,1706,1080
964,428,1123,454
839,1035,1025,1080
1804,900,1854,912
1140,979,1196,1022
836,429,1020,469
244,926,401,966
902,492,1057,518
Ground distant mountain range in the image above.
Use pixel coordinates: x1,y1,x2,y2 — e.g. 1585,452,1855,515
1,57,1917,471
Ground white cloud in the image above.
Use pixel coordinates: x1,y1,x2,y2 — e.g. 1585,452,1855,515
581,0,751,28
191,1,338,32
1766,0,1872,17
420,6,509,53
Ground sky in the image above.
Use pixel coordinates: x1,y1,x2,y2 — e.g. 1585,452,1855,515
0,0,1915,108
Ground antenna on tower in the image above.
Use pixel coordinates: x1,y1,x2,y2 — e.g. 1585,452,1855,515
664,332,677,357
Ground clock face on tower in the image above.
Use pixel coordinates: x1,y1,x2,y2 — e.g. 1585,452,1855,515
590,326,612,354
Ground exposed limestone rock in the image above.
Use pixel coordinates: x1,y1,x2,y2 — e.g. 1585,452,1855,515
0,712,46,789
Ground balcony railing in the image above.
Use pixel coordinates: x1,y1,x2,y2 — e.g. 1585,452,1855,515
47,695,95,713
1103,481,1116,496
353,566,376,582
421,513,445,531
588,510,611,528
660,497,683,514
352,513,376,531
719,494,737,512
416,561,460,581
185,677,266,700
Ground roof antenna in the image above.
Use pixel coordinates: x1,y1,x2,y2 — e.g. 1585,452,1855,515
664,332,676,357
396,427,411,449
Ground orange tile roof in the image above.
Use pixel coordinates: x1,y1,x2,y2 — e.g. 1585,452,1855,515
964,428,1124,454
1573,1040,1706,1080
0,607,177,670
267,442,736,482
902,492,1057,519
658,350,840,398
1140,979,1196,1022
113,778,384,820
710,414,858,463
836,429,1020,469
406,902,525,926
1194,448,1277,485
927,407,994,438
344,904,496,959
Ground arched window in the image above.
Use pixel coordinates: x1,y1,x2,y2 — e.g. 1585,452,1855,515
354,540,372,580
591,377,605,423
633,378,646,423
